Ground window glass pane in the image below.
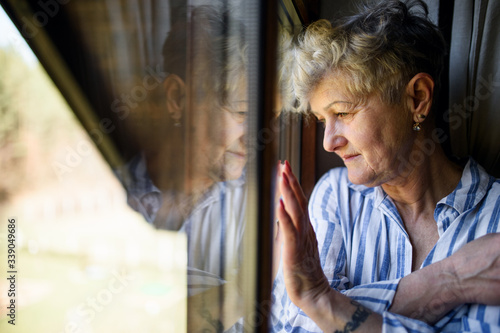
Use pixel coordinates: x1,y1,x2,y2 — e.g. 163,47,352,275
0,10,187,333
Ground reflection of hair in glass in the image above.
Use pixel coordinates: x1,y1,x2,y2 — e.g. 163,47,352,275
162,5,247,108
280,0,446,114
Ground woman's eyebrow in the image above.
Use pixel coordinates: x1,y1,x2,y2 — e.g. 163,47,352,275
311,111,321,118
230,100,249,107
323,101,352,111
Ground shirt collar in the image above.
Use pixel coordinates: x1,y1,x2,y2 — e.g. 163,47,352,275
114,153,161,198
345,158,494,215
115,154,246,224
346,178,386,206
190,171,246,215
116,155,246,198
436,157,494,214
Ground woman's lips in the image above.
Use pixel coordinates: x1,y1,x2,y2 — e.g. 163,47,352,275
226,151,246,159
342,154,360,162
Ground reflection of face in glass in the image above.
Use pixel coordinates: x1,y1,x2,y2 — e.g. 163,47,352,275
186,82,247,196
202,87,247,182
220,94,248,181
142,4,248,198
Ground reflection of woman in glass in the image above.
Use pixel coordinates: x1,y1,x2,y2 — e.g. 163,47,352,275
116,5,248,331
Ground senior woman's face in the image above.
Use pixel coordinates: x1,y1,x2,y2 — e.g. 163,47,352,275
190,84,248,183
309,73,415,187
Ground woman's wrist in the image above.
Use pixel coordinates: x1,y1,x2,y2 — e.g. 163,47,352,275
302,287,381,332
425,259,464,321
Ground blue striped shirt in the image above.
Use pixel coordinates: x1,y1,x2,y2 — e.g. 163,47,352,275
270,158,500,332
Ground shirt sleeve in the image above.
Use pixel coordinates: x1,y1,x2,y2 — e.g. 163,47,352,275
340,280,399,313
381,312,436,333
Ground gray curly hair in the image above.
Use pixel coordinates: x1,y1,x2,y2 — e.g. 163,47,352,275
280,0,447,114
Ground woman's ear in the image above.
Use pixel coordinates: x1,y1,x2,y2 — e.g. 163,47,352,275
406,73,434,123
163,74,186,122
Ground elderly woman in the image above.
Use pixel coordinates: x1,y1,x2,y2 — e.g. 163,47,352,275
272,0,500,332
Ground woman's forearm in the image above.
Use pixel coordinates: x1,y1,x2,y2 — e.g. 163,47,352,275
390,233,500,324
389,258,462,324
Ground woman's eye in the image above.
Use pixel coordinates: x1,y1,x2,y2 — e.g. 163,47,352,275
337,112,349,118
231,111,247,122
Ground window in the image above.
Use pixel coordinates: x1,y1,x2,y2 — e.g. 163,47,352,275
0,0,308,331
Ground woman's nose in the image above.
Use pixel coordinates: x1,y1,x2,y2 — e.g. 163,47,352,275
323,121,347,152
